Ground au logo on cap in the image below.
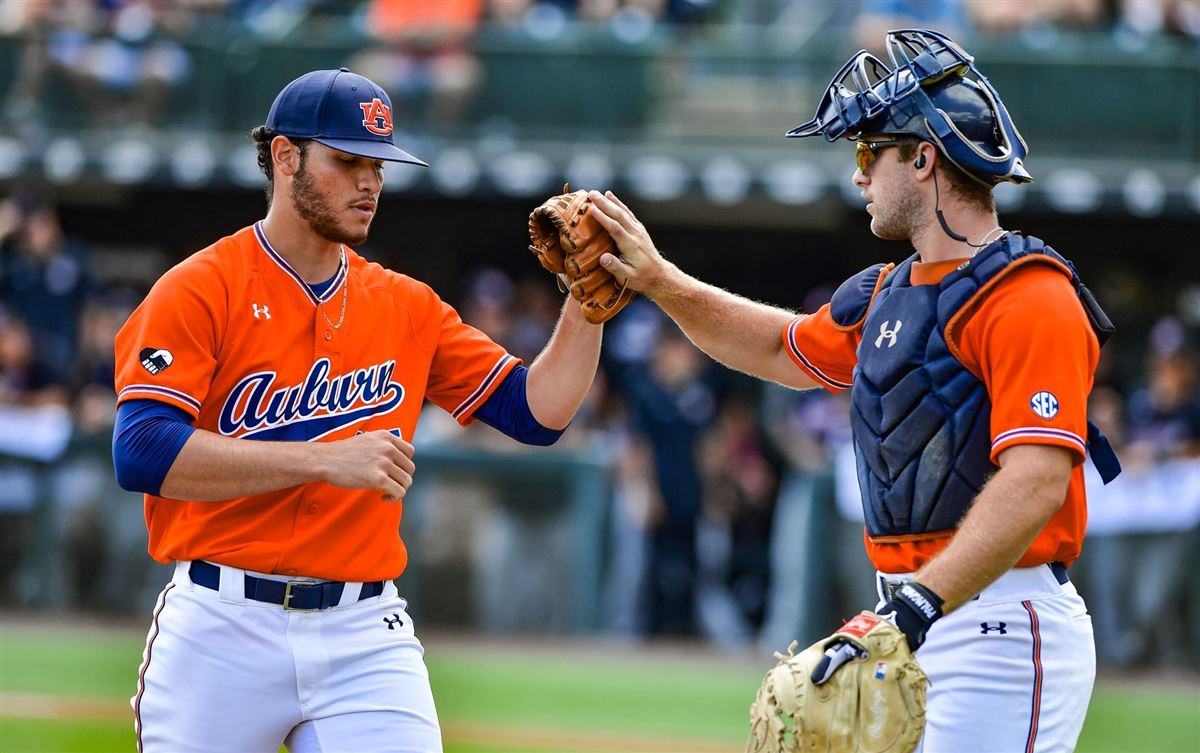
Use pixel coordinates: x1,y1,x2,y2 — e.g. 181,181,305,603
360,98,393,136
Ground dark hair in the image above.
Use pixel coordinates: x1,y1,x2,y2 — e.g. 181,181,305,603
249,126,312,205
894,135,996,214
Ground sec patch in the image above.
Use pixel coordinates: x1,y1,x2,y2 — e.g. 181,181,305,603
1030,391,1059,419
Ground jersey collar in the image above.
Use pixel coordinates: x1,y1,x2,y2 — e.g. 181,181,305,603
252,221,347,307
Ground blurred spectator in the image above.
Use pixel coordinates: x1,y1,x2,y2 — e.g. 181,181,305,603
45,295,167,612
0,310,65,407
36,0,194,128
0,0,56,137
0,309,70,605
578,0,665,40
695,391,778,647
459,266,515,345
232,0,320,39
757,384,876,651
1079,376,1200,669
1116,0,1200,42
615,322,716,635
0,193,95,384
968,0,1108,38
1124,320,1200,462
508,275,560,362
66,297,128,431
348,0,484,126
853,0,970,51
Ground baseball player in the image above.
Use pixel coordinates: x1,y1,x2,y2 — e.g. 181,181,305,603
112,68,603,753
587,29,1120,752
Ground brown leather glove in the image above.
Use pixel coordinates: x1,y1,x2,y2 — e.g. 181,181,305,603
528,186,635,324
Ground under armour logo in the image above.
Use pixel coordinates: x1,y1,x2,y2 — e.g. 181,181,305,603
252,303,271,320
874,320,903,348
383,613,403,630
980,622,1008,634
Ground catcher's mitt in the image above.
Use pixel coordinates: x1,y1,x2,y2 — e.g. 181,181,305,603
746,612,927,753
528,185,635,324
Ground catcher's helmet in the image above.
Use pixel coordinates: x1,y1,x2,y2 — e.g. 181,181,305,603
788,29,1031,186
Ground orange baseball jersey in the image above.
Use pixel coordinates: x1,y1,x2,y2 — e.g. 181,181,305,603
115,222,519,581
783,256,1099,573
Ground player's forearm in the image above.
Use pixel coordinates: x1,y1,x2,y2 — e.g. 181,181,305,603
915,445,1073,612
649,263,815,389
525,299,603,430
159,429,326,501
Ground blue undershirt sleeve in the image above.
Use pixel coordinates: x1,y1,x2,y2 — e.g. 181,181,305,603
472,365,566,446
113,399,197,496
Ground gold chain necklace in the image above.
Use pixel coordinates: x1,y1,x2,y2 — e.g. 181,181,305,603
319,253,348,330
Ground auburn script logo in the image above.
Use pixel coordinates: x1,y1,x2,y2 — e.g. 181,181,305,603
360,98,393,135
218,358,404,442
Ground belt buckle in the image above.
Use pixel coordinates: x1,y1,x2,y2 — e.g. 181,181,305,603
282,581,319,611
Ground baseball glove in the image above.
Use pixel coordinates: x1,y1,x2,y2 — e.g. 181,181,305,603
746,612,927,753
528,185,635,324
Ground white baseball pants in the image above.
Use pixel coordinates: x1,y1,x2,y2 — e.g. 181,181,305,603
132,561,442,753
878,564,1096,753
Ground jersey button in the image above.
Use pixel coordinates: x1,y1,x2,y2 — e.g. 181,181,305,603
324,331,332,341
308,504,319,514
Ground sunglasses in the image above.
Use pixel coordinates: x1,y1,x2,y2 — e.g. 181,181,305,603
855,139,902,173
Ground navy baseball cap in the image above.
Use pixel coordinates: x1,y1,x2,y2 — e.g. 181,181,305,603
266,67,427,167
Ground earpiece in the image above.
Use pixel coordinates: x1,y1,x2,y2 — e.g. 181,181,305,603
914,154,926,169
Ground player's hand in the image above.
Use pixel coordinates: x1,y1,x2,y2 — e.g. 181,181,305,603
586,190,672,298
876,581,944,652
320,430,415,503
812,581,943,685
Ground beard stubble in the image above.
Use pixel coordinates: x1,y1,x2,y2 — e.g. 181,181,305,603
871,185,929,242
291,163,370,247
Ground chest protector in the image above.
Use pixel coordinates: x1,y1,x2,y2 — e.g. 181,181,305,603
831,233,1119,540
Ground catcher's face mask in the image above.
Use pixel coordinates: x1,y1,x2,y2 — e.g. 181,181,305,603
787,28,1032,187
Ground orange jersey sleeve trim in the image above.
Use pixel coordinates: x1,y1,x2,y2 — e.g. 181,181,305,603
781,305,858,392
990,426,1086,464
450,353,520,425
116,385,203,418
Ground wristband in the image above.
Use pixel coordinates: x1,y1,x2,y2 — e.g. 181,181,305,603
878,581,944,652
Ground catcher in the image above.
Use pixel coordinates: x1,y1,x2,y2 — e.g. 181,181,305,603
583,29,1120,753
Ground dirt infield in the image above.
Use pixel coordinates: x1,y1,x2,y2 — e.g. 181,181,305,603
0,693,738,753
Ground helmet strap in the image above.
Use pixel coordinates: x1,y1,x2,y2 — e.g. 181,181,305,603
932,163,995,249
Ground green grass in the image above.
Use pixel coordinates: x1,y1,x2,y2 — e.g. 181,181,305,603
428,649,762,741
1078,687,1200,753
2,622,1198,753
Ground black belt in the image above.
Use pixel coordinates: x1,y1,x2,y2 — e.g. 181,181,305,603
879,562,1069,603
189,560,385,611
1049,560,1069,585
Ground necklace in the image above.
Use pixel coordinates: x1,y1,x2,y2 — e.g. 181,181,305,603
320,253,348,330
971,226,1005,255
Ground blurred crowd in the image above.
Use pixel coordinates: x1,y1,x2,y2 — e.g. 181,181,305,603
3,196,1196,674
2,0,1196,134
